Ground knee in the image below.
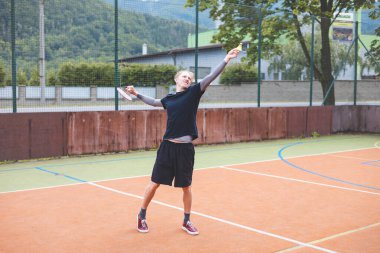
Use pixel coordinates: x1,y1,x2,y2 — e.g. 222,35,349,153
149,181,160,191
182,186,192,193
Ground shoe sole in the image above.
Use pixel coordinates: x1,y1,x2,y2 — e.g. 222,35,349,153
137,216,149,233
182,226,199,235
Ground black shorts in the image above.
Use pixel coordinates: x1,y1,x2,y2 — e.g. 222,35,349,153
151,140,195,187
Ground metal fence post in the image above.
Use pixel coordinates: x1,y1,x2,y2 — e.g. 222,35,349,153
354,21,358,106
114,0,119,110
11,0,17,113
194,0,199,82
309,15,315,106
257,4,263,108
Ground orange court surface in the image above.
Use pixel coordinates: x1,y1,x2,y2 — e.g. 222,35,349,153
1,134,380,253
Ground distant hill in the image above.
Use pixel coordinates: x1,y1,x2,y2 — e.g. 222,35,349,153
0,0,205,72
103,0,216,29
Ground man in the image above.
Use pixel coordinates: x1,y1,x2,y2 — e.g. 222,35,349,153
126,47,240,235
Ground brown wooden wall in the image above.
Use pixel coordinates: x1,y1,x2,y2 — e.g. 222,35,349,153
0,106,379,161
0,112,67,161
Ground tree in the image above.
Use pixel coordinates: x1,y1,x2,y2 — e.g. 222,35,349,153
365,7,380,75
268,32,355,81
186,0,376,105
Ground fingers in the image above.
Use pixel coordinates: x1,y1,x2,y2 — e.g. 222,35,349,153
227,48,239,59
124,86,136,96
232,48,240,55
125,86,134,93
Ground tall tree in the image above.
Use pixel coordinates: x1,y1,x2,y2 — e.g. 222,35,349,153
186,0,377,105
268,32,356,80
365,6,380,74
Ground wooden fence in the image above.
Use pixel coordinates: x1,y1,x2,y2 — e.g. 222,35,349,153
0,106,379,161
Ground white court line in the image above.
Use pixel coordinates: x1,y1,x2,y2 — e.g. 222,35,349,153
220,166,380,196
275,221,380,253
328,154,378,161
221,146,378,168
86,181,336,253
1,147,379,195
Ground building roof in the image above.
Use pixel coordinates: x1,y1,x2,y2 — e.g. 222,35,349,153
120,44,225,62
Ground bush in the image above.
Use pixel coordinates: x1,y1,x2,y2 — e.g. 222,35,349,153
57,61,114,86
56,61,178,87
120,64,177,87
29,68,39,86
48,70,58,86
220,63,257,85
17,69,28,85
0,60,5,86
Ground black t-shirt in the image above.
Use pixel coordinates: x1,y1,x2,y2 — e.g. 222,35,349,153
161,83,204,140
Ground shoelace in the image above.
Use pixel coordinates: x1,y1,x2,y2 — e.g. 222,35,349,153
186,221,196,230
140,219,147,228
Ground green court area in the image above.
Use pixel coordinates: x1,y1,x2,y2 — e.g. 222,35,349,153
1,134,379,193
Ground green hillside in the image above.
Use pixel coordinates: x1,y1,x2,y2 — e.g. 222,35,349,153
0,0,200,72
103,0,215,29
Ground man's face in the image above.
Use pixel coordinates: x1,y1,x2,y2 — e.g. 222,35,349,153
175,71,193,92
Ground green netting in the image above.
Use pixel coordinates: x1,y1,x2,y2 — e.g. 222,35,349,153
0,0,379,112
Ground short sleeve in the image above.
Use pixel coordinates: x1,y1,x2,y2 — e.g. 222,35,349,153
161,97,168,109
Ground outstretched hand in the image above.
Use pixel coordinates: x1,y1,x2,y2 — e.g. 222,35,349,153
125,85,138,96
224,47,240,63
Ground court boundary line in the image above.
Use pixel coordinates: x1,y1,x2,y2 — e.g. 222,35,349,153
1,146,378,195
275,221,380,253
328,154,376,161
220,166,380,196
362,160,380,168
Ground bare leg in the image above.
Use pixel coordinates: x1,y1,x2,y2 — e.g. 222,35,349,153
182,186,192,214
181,185,199,235
141,181,160,209
137,181,159,233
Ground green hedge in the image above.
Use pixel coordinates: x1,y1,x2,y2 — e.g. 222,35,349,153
220,63,257,85
1,61,257,87
54,61,178,87
0,60,5,86
120,64,177,87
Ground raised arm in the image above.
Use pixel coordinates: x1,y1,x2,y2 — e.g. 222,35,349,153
126,86,163,107
200,47,240,92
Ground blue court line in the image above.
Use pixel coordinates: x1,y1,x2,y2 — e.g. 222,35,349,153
35,167,87,183
362,160,380,168
0,167,36,173
278,142,380,191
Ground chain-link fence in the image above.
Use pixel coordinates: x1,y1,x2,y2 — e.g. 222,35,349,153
0,0,379,113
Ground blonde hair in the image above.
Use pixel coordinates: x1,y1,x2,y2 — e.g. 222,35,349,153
174,70,194,82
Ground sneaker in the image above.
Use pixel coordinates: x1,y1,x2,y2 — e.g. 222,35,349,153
137,215,149,233
182,221,199,235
